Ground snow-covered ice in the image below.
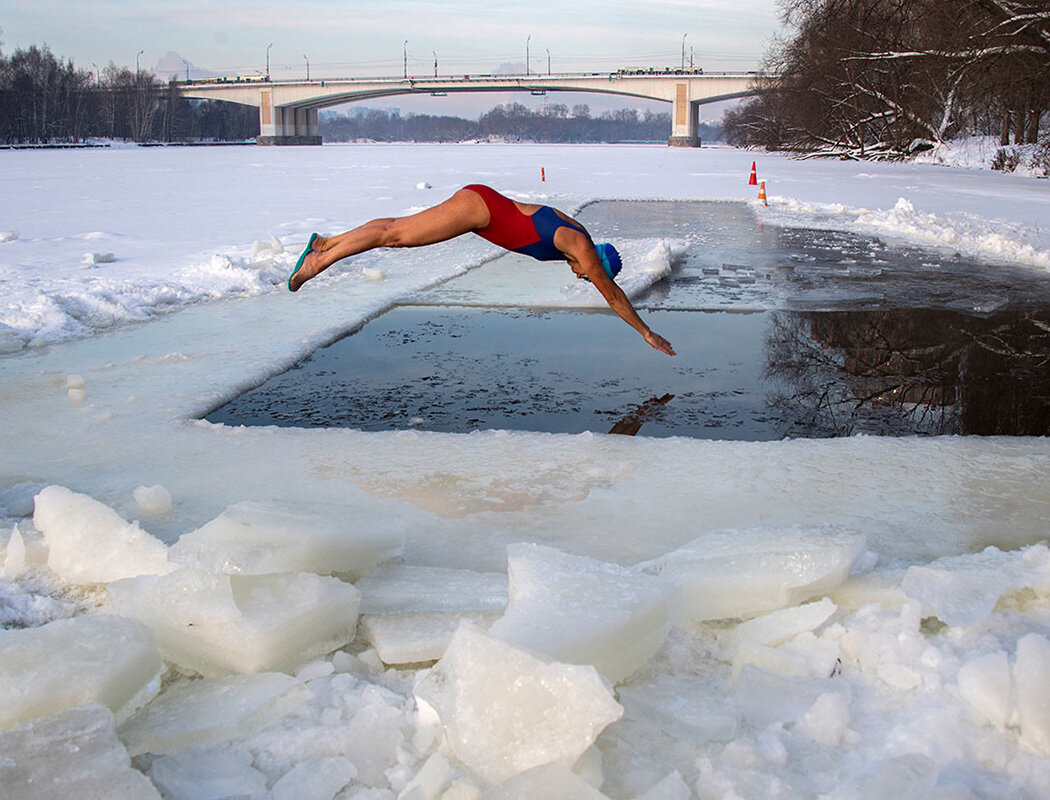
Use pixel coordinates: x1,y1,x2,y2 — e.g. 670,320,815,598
107,566,361,676
0,614,163,730
34,484,173,584
3,142,1050,798
169,499,405,577
0,704,162,800
414,622,624,784
118,672,311,756
488,543,675,683
636,525,866,622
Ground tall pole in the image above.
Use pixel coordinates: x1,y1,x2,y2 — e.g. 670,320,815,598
303,54,310,81
526,35,531,76
183,59,190,81
681,34,687,70
136,49,144,73
92,62,100,86
403,40,408,78
266,42,274,80
433,51,438,77
546,48,551,75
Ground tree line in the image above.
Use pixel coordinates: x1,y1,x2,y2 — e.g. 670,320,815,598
724,0,1049,164
0,43,257,145
321,103,723,144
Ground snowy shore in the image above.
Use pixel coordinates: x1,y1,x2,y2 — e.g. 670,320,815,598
2,143,1050,799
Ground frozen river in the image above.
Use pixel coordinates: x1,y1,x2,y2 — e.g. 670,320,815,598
3,143,1050,800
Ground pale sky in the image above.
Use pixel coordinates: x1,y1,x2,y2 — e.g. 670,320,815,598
2,0,785,116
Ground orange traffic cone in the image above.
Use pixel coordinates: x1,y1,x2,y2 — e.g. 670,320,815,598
541,167,546,182
758,181,768,206
748,161,757,186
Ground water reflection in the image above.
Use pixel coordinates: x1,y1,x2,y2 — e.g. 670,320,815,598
765,307,1050,437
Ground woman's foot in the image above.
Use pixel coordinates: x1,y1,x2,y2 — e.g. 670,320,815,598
288,233,320,292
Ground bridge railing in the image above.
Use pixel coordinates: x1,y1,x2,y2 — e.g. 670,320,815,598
180,70,760,87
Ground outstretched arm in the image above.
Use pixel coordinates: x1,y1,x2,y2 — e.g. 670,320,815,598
561,232,676,356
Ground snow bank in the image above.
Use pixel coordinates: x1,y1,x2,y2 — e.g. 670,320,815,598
0,704,162,800
106,567,360,676
169,500,405,578
33,485,172,584
414,623,623,785
0,615,162,730
766,195,1050,272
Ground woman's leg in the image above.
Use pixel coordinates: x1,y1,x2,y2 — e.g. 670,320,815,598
290,189,489,291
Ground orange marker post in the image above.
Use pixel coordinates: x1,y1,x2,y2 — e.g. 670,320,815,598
541,167,546,182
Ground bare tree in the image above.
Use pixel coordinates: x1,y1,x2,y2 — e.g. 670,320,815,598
725,0,1050,158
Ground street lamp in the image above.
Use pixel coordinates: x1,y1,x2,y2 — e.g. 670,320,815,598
266,42,274,80
526,35,531,76
546,48,551,75
681,34,687,70
136,49,144,73
433,51,438,77
183,59,190,82
403,40,409,79
303,54,310,81
92,62,100,86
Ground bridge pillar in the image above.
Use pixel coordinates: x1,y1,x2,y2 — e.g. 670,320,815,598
668,82,701,147
256,90,321,145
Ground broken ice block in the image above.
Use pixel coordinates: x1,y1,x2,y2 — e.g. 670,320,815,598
632,771,692,800
901,544,1050,627
957,650,1012,730
355,564,508,614
134,485,173,515
731,665,829,727
2,525,26,580
0,615,162,730
827,568,909,612
33,485,171,584
480,764,612,799
149,749,268,800
396,753,451,800
0,704,161,800
727,598,838,655
487,543,675,683
169,500,404,578
868,753,939,800
118,672,311,755
271,757,357,800
107,566,360,676
361,610,501,665
1015,633,1050,755
414,623,623,785
635,525,866,622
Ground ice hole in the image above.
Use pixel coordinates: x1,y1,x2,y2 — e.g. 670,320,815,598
207,201,1050,439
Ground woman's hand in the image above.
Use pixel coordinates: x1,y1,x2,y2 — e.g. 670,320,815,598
644,330,676,356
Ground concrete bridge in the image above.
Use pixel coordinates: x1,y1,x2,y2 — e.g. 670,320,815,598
179,70,763,146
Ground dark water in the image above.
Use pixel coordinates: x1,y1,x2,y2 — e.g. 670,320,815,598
206,202,1050,439
206,304,1050,439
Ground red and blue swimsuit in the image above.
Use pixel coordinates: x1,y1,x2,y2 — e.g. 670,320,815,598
465,184,588,262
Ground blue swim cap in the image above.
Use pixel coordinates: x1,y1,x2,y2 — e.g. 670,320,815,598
595,243,622,280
